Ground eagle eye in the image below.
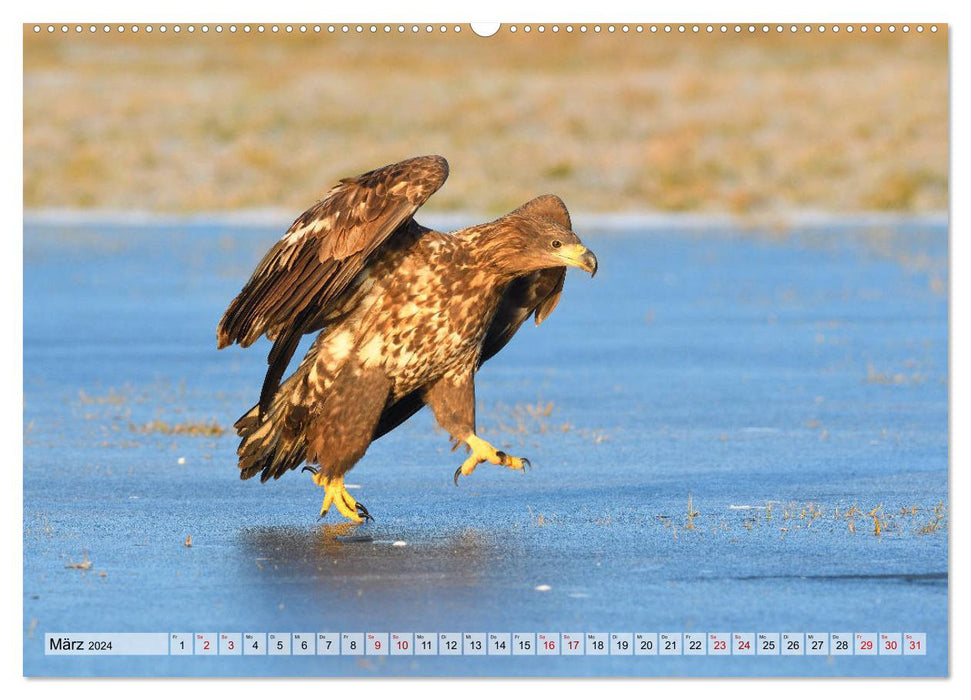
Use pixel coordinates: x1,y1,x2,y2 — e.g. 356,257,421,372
551,240,562,249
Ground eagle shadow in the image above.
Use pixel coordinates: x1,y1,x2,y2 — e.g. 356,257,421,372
237,524,498,595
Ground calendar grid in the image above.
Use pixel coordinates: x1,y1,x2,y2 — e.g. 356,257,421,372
44,632,927,657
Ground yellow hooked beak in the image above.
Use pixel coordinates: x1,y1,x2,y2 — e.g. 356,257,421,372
555,243,599,276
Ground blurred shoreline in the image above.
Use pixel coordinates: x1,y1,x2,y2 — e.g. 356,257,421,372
22,207,949,234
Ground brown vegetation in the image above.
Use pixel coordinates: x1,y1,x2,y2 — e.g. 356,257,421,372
24,26,947,214
130,419,226,437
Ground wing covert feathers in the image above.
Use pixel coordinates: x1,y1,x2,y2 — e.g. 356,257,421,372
216,155,448,350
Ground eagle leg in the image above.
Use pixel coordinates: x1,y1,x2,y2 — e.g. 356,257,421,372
308,471,372,523
453,434,530,486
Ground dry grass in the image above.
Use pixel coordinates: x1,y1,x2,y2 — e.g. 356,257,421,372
706,500,948,538
130,419,226,437
685,493,699,530
64,549,92,569
916,502,947,534
23,27,947,214
78,389,128,405
866,362,926,386
480,399,566,436
526,505,561,527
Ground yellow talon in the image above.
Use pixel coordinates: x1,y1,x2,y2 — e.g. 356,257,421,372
332,491,363,522
309,472,371,523
454,434,530,484
319,486,337,519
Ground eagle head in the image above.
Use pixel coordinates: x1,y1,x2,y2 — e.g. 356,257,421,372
495,196,598,278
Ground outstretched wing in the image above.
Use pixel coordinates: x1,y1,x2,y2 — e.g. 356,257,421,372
370,195,571,442
217,155,448,413
479,267,565,365
218,155,449,349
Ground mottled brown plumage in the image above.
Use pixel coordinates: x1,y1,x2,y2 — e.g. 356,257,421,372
217,155,597,522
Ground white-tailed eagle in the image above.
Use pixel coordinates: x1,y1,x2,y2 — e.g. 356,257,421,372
217,155,597,522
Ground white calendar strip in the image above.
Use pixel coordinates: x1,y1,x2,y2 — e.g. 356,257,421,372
45,632,927,657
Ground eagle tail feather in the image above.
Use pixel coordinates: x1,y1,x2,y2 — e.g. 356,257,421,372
235,381,313,483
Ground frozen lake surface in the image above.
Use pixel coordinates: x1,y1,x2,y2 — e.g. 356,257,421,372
23,215,948,676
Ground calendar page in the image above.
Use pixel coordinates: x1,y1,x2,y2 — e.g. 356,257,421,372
22,20,948,677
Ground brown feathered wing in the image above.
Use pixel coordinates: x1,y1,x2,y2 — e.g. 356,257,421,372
217,155,449,413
